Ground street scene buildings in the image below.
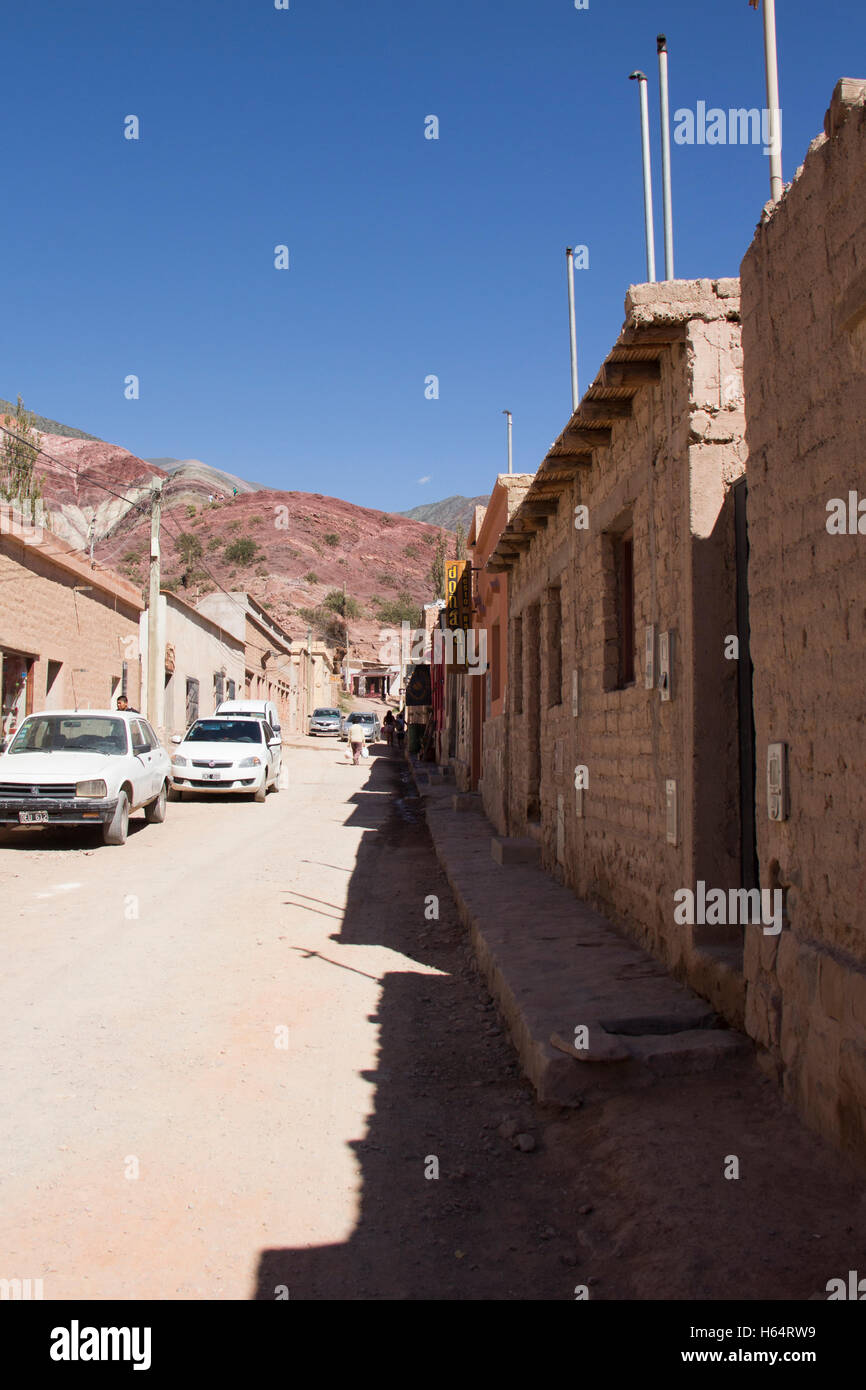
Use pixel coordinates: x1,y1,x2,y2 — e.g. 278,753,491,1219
0,3,864,1336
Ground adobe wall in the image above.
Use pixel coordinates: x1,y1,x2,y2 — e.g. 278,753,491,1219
739,79,866,1159
0,527,142,717
502,281,747,1018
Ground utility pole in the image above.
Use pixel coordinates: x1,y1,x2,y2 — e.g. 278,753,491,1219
146,480,163,728
502,410,513,474
566,248,579,410
629,70,656,283
750,0,783,203
306,623,313,725
657,36,675,280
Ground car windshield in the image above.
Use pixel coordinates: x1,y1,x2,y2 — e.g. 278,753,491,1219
314,709,339,717
7,715,129,756
186,720,263,744
347,714,375,723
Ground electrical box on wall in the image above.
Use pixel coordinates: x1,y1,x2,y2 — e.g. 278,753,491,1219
665,778,678,845
658,630,674,702
767,742,789,821
644,625,656,689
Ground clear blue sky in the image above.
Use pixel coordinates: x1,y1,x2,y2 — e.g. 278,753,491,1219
2,0,861,510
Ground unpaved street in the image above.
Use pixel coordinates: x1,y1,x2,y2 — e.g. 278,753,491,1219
0,737,863,1301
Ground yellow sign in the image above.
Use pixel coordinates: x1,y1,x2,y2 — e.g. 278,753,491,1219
445,560,472,630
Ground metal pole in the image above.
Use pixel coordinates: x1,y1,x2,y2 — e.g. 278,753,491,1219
657,36,674,280
629,71,656,283
502,410,512,474
306,624,313,723
146,480,163,727
566,249,579,410
754,0,783,203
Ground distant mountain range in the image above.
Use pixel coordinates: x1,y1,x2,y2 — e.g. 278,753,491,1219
400,494,488,533
0,399,101,443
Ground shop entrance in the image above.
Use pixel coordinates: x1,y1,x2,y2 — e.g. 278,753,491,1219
1,648,35,741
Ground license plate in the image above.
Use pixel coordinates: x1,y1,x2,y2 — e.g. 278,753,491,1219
201,773,222,781
19,811,49,824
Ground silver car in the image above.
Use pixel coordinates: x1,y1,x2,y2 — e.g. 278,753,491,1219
309,707,342,737
339,712,381,743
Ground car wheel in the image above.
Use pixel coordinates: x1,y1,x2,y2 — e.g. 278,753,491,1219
254,778,268,803
167,785,182,802
145,782,168,823
269,772,280,793
103,790,130,846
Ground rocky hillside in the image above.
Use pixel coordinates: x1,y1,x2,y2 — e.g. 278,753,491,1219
400,494,488,533
18,431,450,660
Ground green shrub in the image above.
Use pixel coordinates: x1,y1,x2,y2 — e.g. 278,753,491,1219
373,595,422,627
403,543,420,560
323,589,360,618
304,571,318,584
323,532,339,547
224,538,259,565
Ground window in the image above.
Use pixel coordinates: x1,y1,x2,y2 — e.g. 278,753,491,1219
226,679,236,700
131,720,152,754
603,517,635,690
214,671,225,705
547,584,563,707
186,677,200,725
616,532,635,687
511,615,523,715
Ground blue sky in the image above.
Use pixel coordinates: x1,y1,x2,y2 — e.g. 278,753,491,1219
2,0,861,510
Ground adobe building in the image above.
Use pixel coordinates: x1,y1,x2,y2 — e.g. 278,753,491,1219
739,79,866,1159
139,590,245,737
442,475,534,808
486,279,750,1024
0,505,143,737
196,591,338,734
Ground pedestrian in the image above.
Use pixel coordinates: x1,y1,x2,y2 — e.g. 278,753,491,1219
116,695,139,713
394,711,406,749
382,710,395,746
348,719,366,765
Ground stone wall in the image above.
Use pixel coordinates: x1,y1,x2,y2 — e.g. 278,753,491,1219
739,79,866,1160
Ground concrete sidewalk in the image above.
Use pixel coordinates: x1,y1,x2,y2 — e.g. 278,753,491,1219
410,761,751,1106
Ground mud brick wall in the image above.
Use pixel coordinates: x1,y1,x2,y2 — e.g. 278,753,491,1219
502,281,747,1020
0,527,143,714
740,80,866,1160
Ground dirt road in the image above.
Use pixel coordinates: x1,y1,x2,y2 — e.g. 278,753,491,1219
0,738,863,1301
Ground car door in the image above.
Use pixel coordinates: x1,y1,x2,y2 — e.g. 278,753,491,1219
129,719,157,805
263,722,280,783
142,719,169,792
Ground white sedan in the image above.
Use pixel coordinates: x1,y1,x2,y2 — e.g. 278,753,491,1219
0,710,171,846
169,716,281,802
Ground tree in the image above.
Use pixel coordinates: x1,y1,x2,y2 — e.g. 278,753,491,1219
1,396,43,508
455,522,466,562
323,589,360,619
428,533,447,599
175,531,203,566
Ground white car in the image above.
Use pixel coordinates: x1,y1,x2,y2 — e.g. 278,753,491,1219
169,716,281,802
214,698,281,741
0,710,171,846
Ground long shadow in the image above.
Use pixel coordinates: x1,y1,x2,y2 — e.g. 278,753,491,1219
251,749,548,1301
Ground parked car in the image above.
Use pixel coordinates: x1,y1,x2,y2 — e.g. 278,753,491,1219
169,716,281,802
308,707,342,737
339,711,381,743
215,699,281,740
0,710,171,846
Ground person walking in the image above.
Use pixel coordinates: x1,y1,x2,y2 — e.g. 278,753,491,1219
348,719,366,765
394,711,406,750
382,710,395,746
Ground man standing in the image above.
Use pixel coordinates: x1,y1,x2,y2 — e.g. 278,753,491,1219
348,719,366,765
